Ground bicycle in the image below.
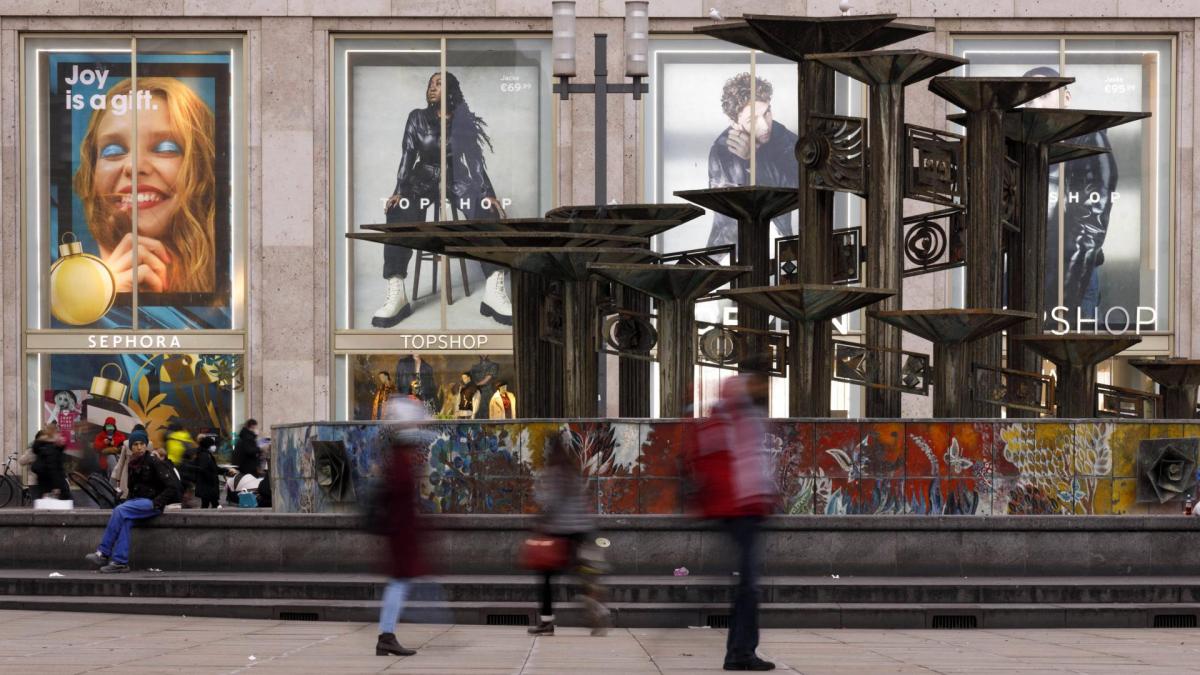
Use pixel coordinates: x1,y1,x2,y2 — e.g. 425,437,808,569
0,453,32,509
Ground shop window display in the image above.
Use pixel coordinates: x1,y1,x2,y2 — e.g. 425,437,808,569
332,37,552,332
22,36,247,447
24,37,245,331
345,354,516,421
952,37,1174,333
29,353,242,453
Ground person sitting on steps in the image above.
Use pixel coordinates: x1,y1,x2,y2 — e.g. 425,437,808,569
84,429,181,573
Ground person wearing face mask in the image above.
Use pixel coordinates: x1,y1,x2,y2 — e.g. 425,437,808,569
91,417,126,479
232,419,262,477
72,77,217,295
85,429,181,573
185,435,221,509
706,73,798,250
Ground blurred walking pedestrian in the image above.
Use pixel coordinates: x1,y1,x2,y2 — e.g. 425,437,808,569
525,432,609,636
85,429,181,573
164,423,196,467
31,426,71,502
690,358,778,671
233,419,262,477
368,398,431,657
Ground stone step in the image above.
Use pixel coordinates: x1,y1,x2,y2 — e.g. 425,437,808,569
11,570,1200,606
4,594,1199,629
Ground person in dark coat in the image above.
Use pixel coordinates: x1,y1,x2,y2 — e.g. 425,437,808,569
31,427,71,501
84,429,181,573
372,399,429,658
187,436,221,508
232,419,261,477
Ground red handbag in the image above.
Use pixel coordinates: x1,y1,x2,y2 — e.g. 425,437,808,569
518,535,571,571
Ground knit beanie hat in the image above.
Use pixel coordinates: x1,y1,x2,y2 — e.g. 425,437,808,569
129,429,149,446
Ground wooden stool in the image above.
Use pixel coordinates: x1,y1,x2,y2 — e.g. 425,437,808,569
412,251,472,304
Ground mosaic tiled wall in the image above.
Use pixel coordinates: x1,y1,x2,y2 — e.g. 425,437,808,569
272,420,1197,516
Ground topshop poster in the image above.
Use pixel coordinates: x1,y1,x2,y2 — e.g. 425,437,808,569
954,37,1172,332
336,39,552,332
38,48,236,330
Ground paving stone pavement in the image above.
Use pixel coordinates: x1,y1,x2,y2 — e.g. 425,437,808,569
1,610,1199,674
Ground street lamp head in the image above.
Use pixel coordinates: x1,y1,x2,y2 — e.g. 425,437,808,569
552,0,577,77
625,1,649,77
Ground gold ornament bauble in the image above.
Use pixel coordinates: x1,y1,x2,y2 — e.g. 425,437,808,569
49,233,116,326
89,363,128,402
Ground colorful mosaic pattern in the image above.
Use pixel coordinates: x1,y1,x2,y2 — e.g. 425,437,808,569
272,420,1196,516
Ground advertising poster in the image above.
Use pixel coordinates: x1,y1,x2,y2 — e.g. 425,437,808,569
39,48,235,330
955,38,1172,332
348,353,516,421
340,39,550,332
43,353,241,451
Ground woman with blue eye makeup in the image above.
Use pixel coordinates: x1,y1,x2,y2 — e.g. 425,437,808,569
74,77,217,293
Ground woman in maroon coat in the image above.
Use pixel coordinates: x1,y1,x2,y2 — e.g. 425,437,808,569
373,399,430,657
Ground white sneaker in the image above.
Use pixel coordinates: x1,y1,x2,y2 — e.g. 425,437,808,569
371,276,412,327
480,271,512,326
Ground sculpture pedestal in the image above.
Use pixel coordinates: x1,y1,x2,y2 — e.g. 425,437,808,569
1012,335,1142,418
589,263,749,418
1129,359,1200,419
719,285,896,416
871,309,1035,418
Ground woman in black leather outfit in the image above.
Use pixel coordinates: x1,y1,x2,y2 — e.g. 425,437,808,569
373,71,509,327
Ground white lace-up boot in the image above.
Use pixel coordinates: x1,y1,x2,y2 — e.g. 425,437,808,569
480,271,512,326
371,276,412,327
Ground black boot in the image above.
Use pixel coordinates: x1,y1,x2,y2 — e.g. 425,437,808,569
527,620,555,636
376,632,415,656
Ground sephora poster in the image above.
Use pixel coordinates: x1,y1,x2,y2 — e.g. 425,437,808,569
40,353,240,451
35,44,238,330
955,38,1172,332
337,39,552,332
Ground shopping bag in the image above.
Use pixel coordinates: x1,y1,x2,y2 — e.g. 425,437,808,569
518,534,571,571
33,497,74,511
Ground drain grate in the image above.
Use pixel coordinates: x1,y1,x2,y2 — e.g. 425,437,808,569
486,614,530,626
1153,614,1197,628
931,615,977,629
706,615,731,629
278,611,320,621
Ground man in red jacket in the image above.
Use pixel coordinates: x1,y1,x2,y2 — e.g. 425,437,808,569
692,361,778,671
91,417,126,477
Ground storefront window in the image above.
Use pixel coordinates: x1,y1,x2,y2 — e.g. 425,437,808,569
334,353,517,421
331,36,552,333
330,36,551,420
645,39,865,416
22,35,247,444
26,352,242,452
952,36,1174,334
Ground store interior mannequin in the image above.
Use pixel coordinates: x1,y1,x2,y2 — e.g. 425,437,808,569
488,381,517,420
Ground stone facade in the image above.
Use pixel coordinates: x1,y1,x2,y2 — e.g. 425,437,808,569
2,2,1198,444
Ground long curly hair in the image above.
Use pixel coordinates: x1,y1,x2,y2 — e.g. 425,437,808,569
432,72,494,173
73,77,217,293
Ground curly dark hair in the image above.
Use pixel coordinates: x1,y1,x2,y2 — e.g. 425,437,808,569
721,72,773,122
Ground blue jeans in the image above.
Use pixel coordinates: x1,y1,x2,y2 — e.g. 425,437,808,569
98,498,161,565
379,579,411,634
